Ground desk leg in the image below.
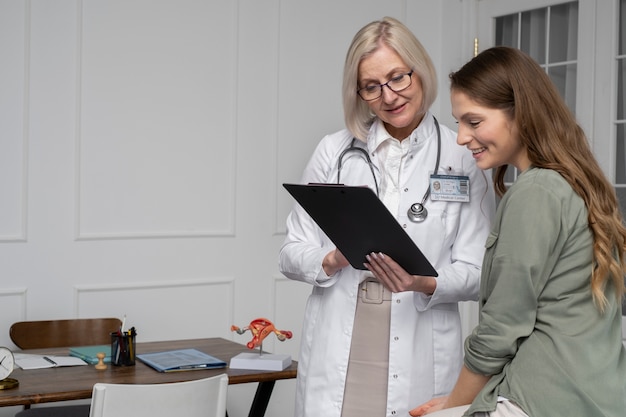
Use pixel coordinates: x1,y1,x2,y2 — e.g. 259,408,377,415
247,381,275,417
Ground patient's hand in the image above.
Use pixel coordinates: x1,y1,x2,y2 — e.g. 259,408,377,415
409,396,448,416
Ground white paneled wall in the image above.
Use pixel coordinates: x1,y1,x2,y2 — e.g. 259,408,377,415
77,1,237,239
0,0,27,243
0,1,469,417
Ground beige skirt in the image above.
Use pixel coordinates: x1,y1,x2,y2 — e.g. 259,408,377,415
341,278,392,417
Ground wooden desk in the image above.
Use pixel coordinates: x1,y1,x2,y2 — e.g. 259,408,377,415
0,337,297,417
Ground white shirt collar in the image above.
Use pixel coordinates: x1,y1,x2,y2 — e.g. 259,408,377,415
367,112,436,154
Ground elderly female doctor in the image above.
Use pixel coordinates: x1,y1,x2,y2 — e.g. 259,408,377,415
279,17,495,417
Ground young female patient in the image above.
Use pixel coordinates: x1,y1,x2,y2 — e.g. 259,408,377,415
373,46,626,416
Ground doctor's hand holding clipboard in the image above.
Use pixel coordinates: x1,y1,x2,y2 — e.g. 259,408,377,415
363,252,436,296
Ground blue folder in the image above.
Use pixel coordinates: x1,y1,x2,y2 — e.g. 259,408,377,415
69,344,111,364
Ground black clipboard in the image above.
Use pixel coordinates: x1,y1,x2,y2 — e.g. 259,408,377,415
283,183,437,276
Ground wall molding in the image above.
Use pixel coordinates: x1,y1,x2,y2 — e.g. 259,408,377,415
72,0,239,241
0,0,29,242
0,287,28,323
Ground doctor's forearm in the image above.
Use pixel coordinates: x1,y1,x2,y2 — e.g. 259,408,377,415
322,249,349,276
412,275,436,296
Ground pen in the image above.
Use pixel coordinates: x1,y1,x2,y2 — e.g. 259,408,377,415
178,364,209,369
128,330,133,360
43,356,57,366
115,337,121,364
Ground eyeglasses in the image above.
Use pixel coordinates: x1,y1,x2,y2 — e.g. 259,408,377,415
357,70,414,101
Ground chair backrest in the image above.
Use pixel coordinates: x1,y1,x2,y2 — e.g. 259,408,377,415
10,318,123,349
89,374,228,417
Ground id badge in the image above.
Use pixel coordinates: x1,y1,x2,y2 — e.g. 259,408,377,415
430,174,470,202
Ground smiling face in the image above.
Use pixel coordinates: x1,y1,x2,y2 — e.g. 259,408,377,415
451,89,530,172
358,43,425,140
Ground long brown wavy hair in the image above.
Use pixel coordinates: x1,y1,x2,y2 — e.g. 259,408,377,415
449,46,626,312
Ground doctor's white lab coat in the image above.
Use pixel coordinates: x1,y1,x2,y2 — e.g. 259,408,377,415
279,114,495,417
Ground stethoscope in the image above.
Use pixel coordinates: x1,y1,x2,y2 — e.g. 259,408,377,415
337,116,441,223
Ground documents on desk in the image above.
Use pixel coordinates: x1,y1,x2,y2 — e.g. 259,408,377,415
136,348,227,372
14,353,87,369
69,344,111,364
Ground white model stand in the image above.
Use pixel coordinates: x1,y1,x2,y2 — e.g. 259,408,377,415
229,349,292,371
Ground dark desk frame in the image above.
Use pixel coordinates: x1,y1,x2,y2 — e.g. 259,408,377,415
0,338,297,417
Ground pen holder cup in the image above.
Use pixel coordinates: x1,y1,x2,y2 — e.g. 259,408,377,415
110,332,136,366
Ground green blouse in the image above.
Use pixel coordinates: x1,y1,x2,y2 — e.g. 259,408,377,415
463,167,626,417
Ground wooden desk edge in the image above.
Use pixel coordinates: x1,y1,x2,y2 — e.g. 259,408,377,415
0,370,299,407
0,337,298,407
227,366,298,385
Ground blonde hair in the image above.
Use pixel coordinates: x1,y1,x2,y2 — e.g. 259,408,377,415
450,46,626,312
342,16,437,140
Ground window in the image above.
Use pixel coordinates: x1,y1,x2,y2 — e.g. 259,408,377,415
615,0,626,215
617,0,626,317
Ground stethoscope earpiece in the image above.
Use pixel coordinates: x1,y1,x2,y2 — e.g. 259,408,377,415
408,203,428,223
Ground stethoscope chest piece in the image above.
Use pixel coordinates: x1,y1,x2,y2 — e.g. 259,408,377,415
408,203,428,223
406,116,442,224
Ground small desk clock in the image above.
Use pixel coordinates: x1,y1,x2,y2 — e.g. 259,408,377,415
0,346,18,390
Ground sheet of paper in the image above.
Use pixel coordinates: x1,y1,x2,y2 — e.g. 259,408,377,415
14,353,87,370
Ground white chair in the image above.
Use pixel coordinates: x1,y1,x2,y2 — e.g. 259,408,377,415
88,374,228,417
